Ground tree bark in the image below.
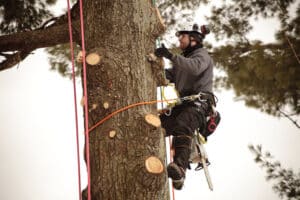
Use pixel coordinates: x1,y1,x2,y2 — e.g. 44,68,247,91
82,0,168,199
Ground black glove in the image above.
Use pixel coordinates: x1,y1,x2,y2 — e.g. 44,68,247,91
154,43,173,60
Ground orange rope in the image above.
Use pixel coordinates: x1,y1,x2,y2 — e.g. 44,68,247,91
88,99,177,132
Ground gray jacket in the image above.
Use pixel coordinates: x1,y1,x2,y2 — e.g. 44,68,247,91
165,47,213,97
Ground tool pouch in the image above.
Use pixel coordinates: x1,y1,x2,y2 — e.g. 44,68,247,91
202,111,221,139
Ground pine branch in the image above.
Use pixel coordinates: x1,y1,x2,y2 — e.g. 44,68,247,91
0,49,34,71
0,20,80,53
0,1,81,71
249,144,300,199
279,110,300,129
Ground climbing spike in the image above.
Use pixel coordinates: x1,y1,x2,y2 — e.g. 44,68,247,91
145,113,161,127
145,156,164,174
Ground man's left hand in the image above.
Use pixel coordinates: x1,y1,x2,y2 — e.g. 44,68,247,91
154,44,173,60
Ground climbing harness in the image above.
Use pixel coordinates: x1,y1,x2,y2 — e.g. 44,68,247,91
88,92,214,132
161,91,219,191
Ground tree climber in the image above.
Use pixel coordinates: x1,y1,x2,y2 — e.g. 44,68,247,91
155,24,218,190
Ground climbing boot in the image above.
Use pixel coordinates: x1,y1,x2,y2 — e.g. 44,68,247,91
167,162,186,190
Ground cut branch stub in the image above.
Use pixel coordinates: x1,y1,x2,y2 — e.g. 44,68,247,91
109,130,117,138
76,51,83,63
147,53,157,62
145,113,161,127
150,7,166,37
147,53,165,69
147,53,168,86
86,52,101,65
155,7,166,33
89,103,98,112
103,102,109,109
145,156,164,174
80,96,85,106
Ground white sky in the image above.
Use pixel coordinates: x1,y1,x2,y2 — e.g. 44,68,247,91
0,1,299,200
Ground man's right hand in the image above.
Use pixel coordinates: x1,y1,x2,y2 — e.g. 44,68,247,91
154,44,173,60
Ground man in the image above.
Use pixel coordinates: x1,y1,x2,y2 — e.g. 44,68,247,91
155,24,216,190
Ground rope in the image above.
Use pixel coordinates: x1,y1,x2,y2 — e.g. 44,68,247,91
67,0,177,198
66,1,82,200
89,99,177,132
78,0,92,199
169,136,175,200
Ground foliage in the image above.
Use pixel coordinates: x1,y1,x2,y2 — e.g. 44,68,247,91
158,0,209,27
45,43,81,78
207,0,300,117
211,40,300,116
249,145,300,200
207,0,297,41
0,0,56,34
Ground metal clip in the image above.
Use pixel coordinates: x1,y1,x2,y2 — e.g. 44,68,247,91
165,107,172,116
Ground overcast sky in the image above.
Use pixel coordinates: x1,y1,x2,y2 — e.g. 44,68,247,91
0,1,299,200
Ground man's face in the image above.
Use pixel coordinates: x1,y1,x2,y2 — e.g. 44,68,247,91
178,34,190,50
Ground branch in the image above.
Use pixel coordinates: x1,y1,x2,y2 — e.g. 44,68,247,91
0,0,80,52
0,20,80,52
0,1,80,71
279,110,300,129
0,49,34,71
40,0,80,29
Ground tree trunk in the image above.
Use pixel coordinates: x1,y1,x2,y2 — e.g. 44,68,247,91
82,0,168,199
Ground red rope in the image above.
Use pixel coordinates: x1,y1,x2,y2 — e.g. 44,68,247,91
78,0,92,200
66,1,82,200
169,136,175,200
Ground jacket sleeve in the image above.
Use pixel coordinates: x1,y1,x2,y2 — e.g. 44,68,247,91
171,53,210,75
165,68,175,83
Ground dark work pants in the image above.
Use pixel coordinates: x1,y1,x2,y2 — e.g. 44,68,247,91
160,103,206,170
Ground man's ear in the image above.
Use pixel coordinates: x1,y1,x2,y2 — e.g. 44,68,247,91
189,36,196,42
190,37,197,46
